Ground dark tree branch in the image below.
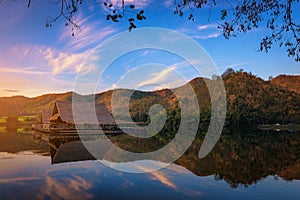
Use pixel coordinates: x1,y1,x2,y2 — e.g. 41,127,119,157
103,0,146,31
1,0,299,61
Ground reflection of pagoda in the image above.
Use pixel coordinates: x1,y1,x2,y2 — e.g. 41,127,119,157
48,137,112,164
5,116,18,133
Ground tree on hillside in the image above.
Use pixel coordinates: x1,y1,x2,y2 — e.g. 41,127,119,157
1,0,300,61
222,68,235,77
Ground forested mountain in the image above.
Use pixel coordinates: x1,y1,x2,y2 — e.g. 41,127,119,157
271,75,300,94
0,72,299,126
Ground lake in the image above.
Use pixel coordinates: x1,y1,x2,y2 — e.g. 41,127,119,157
0,123,299,200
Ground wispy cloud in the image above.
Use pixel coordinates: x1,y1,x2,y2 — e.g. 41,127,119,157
0,2,26,27
42,47,91,75
0,44,90,97
112,83,118,89
58,13,117,52
137,66,176,88
0,71,75,97
163,0,173,7
11,45,94,76
177,23,222,40
198,24,217,30
105,0,153,9
2,89,19,93
160,31,186,43
141,50,149,56
0,66,50,76
193,32,222,39
112,60,201,91
152,60,202,89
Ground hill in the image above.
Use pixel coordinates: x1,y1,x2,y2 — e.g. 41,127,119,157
0,92,73,116
223,72,299,125
271,75,300,94
0,72,299,126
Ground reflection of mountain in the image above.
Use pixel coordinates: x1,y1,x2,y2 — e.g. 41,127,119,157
0,72,299,125
278,163,300,181
176,131,300,188
46,130,300,188
0,131,48,154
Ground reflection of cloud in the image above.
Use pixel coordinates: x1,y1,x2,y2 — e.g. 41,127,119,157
185,189,203,196
38,175,93,200
0,177,42,185
151,171,177,189
131,164,177,189
0,153,101,199
122,179,135,189
124,162,204,197
37,162,103,200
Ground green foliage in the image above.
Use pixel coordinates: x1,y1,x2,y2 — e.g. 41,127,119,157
128,71,299,130
0,72,298,129
224,71,299,125
18,115,38,122
0,116,7,123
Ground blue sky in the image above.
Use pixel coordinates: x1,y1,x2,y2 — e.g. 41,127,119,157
0,0,299,97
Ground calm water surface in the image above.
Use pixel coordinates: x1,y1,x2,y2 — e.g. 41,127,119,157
0,124,299,200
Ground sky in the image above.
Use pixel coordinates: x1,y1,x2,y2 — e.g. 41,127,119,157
0,0,299,97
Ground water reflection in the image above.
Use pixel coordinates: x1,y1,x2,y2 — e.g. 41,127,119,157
45,130,300,187
0,125,299,199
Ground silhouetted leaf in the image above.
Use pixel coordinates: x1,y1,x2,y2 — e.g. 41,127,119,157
221,10,227,20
